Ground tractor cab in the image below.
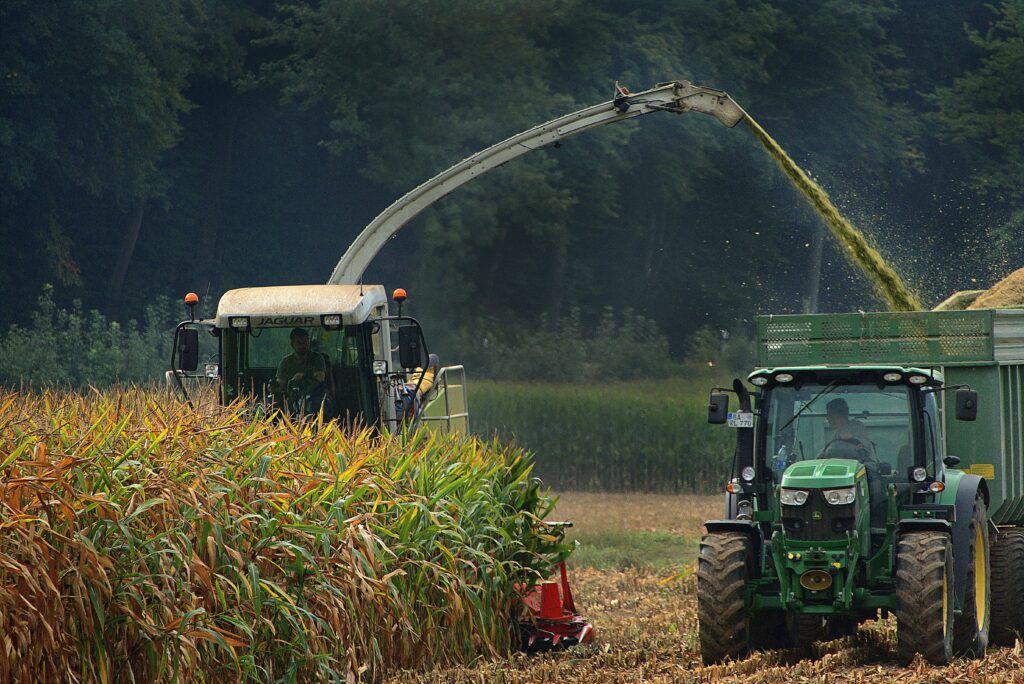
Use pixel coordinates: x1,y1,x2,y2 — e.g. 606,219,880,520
170,285,468,433
739,367,968,547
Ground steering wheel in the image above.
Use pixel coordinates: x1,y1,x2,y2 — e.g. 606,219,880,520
287,376,325,394
818,436,874,463
286,378,329,418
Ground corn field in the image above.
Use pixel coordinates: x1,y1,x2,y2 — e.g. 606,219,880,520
0,388,569,683
470,381,734,493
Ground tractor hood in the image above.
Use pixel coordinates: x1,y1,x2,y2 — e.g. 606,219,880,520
780,459,864,489
214,284,387,328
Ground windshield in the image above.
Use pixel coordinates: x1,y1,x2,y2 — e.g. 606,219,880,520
223,325,375,423
763,383,914,483
241,327,363,378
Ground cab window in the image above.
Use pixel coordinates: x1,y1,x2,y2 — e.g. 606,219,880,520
764,384,913,482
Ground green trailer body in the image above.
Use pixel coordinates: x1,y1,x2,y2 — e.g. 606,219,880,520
756,309,1024,524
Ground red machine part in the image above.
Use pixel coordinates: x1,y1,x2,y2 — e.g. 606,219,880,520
518,561,594,652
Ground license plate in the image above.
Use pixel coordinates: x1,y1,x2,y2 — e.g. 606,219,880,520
727,411,754,428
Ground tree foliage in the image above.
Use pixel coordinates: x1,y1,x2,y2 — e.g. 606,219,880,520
1,0,1021,384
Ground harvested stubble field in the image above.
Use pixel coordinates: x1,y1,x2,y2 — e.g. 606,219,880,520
391,492,1024,683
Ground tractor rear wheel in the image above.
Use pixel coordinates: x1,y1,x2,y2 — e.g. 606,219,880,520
895,532,954,664
952,495,990,658
697,532,754,663
990,527,1024,646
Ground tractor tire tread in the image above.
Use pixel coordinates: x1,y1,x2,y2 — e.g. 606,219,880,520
697,532,752,664
952,495,990,658
895,532,953,665
990,527,1024,646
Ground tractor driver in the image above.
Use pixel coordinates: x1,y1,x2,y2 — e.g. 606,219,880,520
276,327,327,394
823,397,875,461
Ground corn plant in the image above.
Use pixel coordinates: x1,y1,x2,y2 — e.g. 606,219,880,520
0,388,569,682
470,380,734,493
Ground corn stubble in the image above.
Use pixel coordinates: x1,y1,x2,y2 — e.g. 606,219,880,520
0,388,569,683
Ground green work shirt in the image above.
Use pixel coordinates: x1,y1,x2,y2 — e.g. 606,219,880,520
276,351,327,390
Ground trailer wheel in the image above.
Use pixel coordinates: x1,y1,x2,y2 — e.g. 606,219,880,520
697,532,754,663
787,613,828,656
750,610,790,650
829,615,859,639
895,532,954,664
990,527,1024,646
952,495,990,657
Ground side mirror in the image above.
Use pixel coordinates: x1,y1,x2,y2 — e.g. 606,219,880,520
943,455,962,468
708,392,729,424
398,325,423,369
177,328,199,372
955,388,978,421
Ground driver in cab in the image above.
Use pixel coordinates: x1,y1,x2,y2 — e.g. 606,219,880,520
276,327,326,394
824,397,875,461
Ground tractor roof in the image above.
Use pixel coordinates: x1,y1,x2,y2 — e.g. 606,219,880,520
748,366,946,387
215,284,387,328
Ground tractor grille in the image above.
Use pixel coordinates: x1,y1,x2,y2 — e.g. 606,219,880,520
782,490,856,541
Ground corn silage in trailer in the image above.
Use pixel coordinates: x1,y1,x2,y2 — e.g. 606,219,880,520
0,388,570,682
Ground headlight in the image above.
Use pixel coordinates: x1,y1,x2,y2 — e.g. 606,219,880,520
823,486,856,506
882,372,902,382
780,488,809,506
741,466,756,481
912,467,928,482
750,376,769,386
775,373,794,383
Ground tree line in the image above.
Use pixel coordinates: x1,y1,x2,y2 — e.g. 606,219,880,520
2,0,1021,374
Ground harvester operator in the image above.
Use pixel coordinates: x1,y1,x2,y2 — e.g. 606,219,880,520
276,327,327,394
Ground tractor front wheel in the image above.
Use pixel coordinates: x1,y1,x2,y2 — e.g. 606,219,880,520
990,527,1024,646
697,532,754,663
952,495,990,658
895,532,954,664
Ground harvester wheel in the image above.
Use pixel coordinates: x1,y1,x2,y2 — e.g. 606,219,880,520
895,532,954,664
990,527,1024,646
697,532,754,663
952,495,990,658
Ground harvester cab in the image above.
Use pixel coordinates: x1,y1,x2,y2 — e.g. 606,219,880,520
698,309,1024,665
170,285,468,433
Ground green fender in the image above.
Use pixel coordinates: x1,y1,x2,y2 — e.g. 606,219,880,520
937,470,989,608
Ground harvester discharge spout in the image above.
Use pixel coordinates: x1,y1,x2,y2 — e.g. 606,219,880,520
621,80,747,127
328,80,746,286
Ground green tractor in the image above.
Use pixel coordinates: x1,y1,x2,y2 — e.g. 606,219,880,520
698,308,1024,664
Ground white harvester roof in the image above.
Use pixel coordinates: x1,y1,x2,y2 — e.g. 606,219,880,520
214,284,387,327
